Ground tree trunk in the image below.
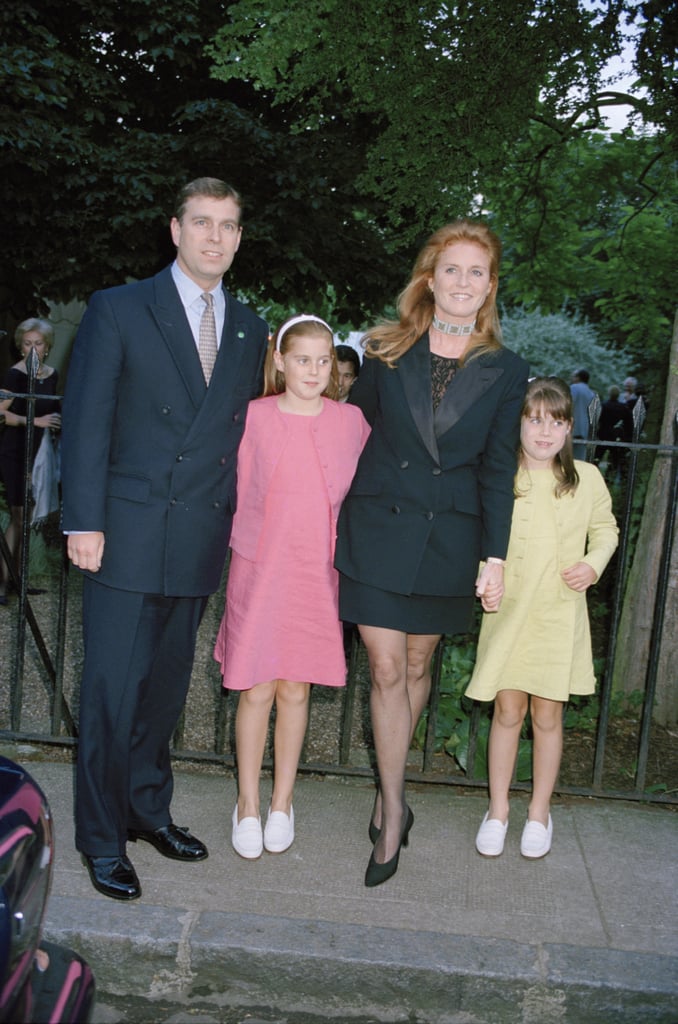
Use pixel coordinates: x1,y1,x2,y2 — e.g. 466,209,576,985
613,310,678,725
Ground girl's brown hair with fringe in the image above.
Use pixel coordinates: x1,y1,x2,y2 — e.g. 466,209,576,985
362,219,502,368
519,377,579,498
262,316,340,401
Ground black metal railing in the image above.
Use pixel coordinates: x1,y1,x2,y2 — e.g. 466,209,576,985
1,388,676,805
0,347,72,735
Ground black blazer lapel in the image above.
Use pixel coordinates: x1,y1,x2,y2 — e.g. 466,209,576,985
209,289,247,384
150,269,206,408
434,354,505,438
400,336,439,463
189,291,263,441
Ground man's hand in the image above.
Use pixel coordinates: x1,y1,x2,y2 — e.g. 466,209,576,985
67,532,105,572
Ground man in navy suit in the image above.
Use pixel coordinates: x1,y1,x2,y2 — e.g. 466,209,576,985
61,178,268,900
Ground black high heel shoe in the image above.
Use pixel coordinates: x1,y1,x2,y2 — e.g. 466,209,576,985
364,806,414,888
368,802,412,845
368,790,381,844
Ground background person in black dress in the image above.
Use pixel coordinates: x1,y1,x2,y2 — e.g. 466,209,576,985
595,384,633,482
335,220,529,886
0,318,61,604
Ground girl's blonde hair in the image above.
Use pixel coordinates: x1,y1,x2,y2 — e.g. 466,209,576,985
262,315,340,400
519,377,579,497
363,219,502,368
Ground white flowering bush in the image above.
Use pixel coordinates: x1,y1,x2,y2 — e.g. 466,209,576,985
500,308,632,396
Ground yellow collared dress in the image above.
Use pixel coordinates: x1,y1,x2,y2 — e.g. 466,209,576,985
465,462,618,701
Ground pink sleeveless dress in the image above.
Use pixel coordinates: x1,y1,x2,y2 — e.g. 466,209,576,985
215,409,348,690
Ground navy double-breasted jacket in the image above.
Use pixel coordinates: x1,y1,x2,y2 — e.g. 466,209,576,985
334,334,529,597
61,266,268,597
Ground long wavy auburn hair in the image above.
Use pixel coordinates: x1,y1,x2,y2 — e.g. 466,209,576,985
362,219,503,368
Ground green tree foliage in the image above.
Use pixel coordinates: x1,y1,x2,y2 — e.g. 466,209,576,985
210,0,669,234
0,0,404,327
210,0,676,371
1,0,206,314
493,131,676,366
2,0,675,362
630,0,678,136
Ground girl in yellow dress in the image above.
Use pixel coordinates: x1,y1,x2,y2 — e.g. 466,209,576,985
465,377,618,859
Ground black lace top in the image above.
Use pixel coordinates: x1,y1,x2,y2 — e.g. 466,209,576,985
430,353,459,411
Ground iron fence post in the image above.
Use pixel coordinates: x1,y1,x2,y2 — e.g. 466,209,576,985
10,348,39,727
593,396,647,788
635,412,678,793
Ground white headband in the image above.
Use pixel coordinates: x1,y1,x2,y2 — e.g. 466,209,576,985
275,314,333,351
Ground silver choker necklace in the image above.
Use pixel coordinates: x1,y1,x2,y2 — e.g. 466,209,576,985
431,314,476,336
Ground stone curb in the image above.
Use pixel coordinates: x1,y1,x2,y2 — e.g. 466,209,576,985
45,897,678,1024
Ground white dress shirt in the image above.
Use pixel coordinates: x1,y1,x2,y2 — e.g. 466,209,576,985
171,261,226,348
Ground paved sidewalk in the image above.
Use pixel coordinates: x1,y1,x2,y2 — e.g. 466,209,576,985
21,757,678,1023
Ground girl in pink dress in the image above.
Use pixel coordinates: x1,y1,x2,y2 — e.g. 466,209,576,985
214,315,370,859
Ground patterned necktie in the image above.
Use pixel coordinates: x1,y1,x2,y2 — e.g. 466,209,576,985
198,292,218,384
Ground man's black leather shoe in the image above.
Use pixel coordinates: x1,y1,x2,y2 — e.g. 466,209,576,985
82,854,141,900
128,823,208,861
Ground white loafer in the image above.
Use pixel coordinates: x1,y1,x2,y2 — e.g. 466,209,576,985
263,806,295,853
475,812,509,857
520,814,553,859
231,806,263,860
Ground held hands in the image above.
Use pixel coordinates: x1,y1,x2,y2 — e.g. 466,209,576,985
67,532,105,573
475,561,505,613
561,561,597,592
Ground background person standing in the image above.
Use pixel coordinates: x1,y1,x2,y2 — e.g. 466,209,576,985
0,318,61,604
596,384,633,482
570,368,597,460
619,376,639,409
334,343,360,402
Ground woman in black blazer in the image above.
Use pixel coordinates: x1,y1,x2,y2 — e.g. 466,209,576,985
335,220,529,887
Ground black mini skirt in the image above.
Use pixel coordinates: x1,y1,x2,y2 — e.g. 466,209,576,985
338,573,474,636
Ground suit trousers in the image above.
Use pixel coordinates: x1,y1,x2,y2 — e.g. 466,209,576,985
75,577,207,856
